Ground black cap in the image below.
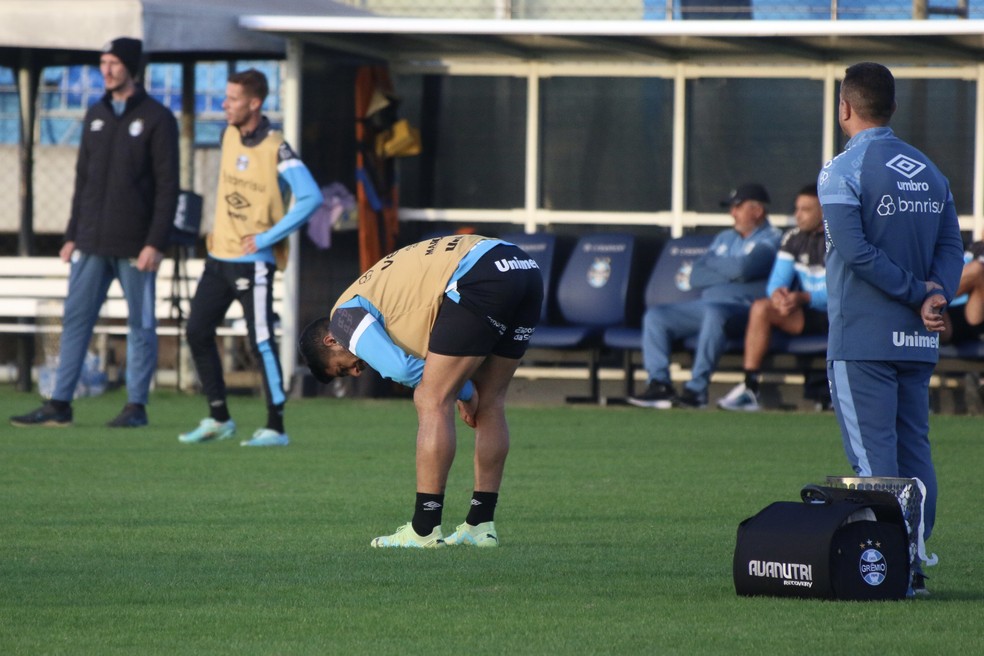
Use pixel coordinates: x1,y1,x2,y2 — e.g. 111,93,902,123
102,37,142,78
720,183,771,207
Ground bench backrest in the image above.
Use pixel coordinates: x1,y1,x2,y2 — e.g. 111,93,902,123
555,233,636,327
0,256,284,323
644,233,715,307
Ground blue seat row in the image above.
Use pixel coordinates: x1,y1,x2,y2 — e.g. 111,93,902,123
506,231,829,402
505,231,642,402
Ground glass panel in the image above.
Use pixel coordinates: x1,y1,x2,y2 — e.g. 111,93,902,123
0,67,17,144
394,74,526,209
540,77,673,212
7,61,284,147
686,77,824,216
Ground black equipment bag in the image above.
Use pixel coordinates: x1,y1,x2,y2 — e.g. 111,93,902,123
733,485,910,600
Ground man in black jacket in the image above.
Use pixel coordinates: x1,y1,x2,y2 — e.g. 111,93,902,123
11,37,179,429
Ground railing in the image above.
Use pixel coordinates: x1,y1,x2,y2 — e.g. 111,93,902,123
334,1,971,21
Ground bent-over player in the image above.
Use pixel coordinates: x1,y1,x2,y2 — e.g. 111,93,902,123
299,235,543,548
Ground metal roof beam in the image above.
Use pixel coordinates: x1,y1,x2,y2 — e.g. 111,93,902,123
555,35,686,62
409,34,537,60
736,36,833,62
878,35,982,62
298,33,392,61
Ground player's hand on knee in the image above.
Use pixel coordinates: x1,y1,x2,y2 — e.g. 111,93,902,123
457,391,479,428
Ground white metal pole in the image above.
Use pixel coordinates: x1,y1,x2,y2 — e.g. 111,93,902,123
822,63,836,167
524,63,540,233
670,64,686,238
974,63,984,239
281,38,303,385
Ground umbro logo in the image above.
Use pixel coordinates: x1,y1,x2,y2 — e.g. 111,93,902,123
235,278,250,291
422,501,442,511
226,191,250,211
885,154,926,179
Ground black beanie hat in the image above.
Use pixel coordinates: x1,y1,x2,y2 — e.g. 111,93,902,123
102,37,143,78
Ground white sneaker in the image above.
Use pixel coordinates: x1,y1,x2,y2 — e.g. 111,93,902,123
178,417,236,443
717,383,761,412
240,428,289,447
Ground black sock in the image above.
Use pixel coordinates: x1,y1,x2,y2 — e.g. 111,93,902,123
49,399,71,412
411,492,445,536
465,491,499,526
209,399,230,423
267,403,285,434
744,370,760,394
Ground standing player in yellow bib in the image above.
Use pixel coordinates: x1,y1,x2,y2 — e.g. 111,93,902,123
299,235,543,548
179,69,322,447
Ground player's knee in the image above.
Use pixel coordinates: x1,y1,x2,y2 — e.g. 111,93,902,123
413,385,456,414
748,303,770,325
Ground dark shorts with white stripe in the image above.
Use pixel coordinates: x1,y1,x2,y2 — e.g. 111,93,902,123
429,244,543,359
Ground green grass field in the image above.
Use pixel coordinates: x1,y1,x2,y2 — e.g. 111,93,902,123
1,386,981,655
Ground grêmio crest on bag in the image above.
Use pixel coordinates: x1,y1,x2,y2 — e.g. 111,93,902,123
733,481,921,601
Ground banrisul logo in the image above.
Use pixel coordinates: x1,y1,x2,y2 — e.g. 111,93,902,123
859,548,888,586
886,154,926,179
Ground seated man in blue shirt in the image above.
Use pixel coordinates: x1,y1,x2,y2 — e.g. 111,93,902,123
629,183,782,409
719,184,828,411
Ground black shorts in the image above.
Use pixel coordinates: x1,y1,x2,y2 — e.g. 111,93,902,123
947,304,984,343
428,244,544,359
802,308,829,336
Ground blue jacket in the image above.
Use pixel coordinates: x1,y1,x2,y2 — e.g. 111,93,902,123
819,126,963,362
690,221,782,305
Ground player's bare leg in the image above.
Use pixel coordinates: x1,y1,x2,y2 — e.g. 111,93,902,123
743,300,807,370
468,354,521,492
958,259,984,326
371,352,484,548
443,353,520,548
414,352,484,493
742,298,774,371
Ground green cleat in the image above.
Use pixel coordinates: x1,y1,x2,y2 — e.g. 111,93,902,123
444,521,499,548
370,523,445,549
178,418,236,444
